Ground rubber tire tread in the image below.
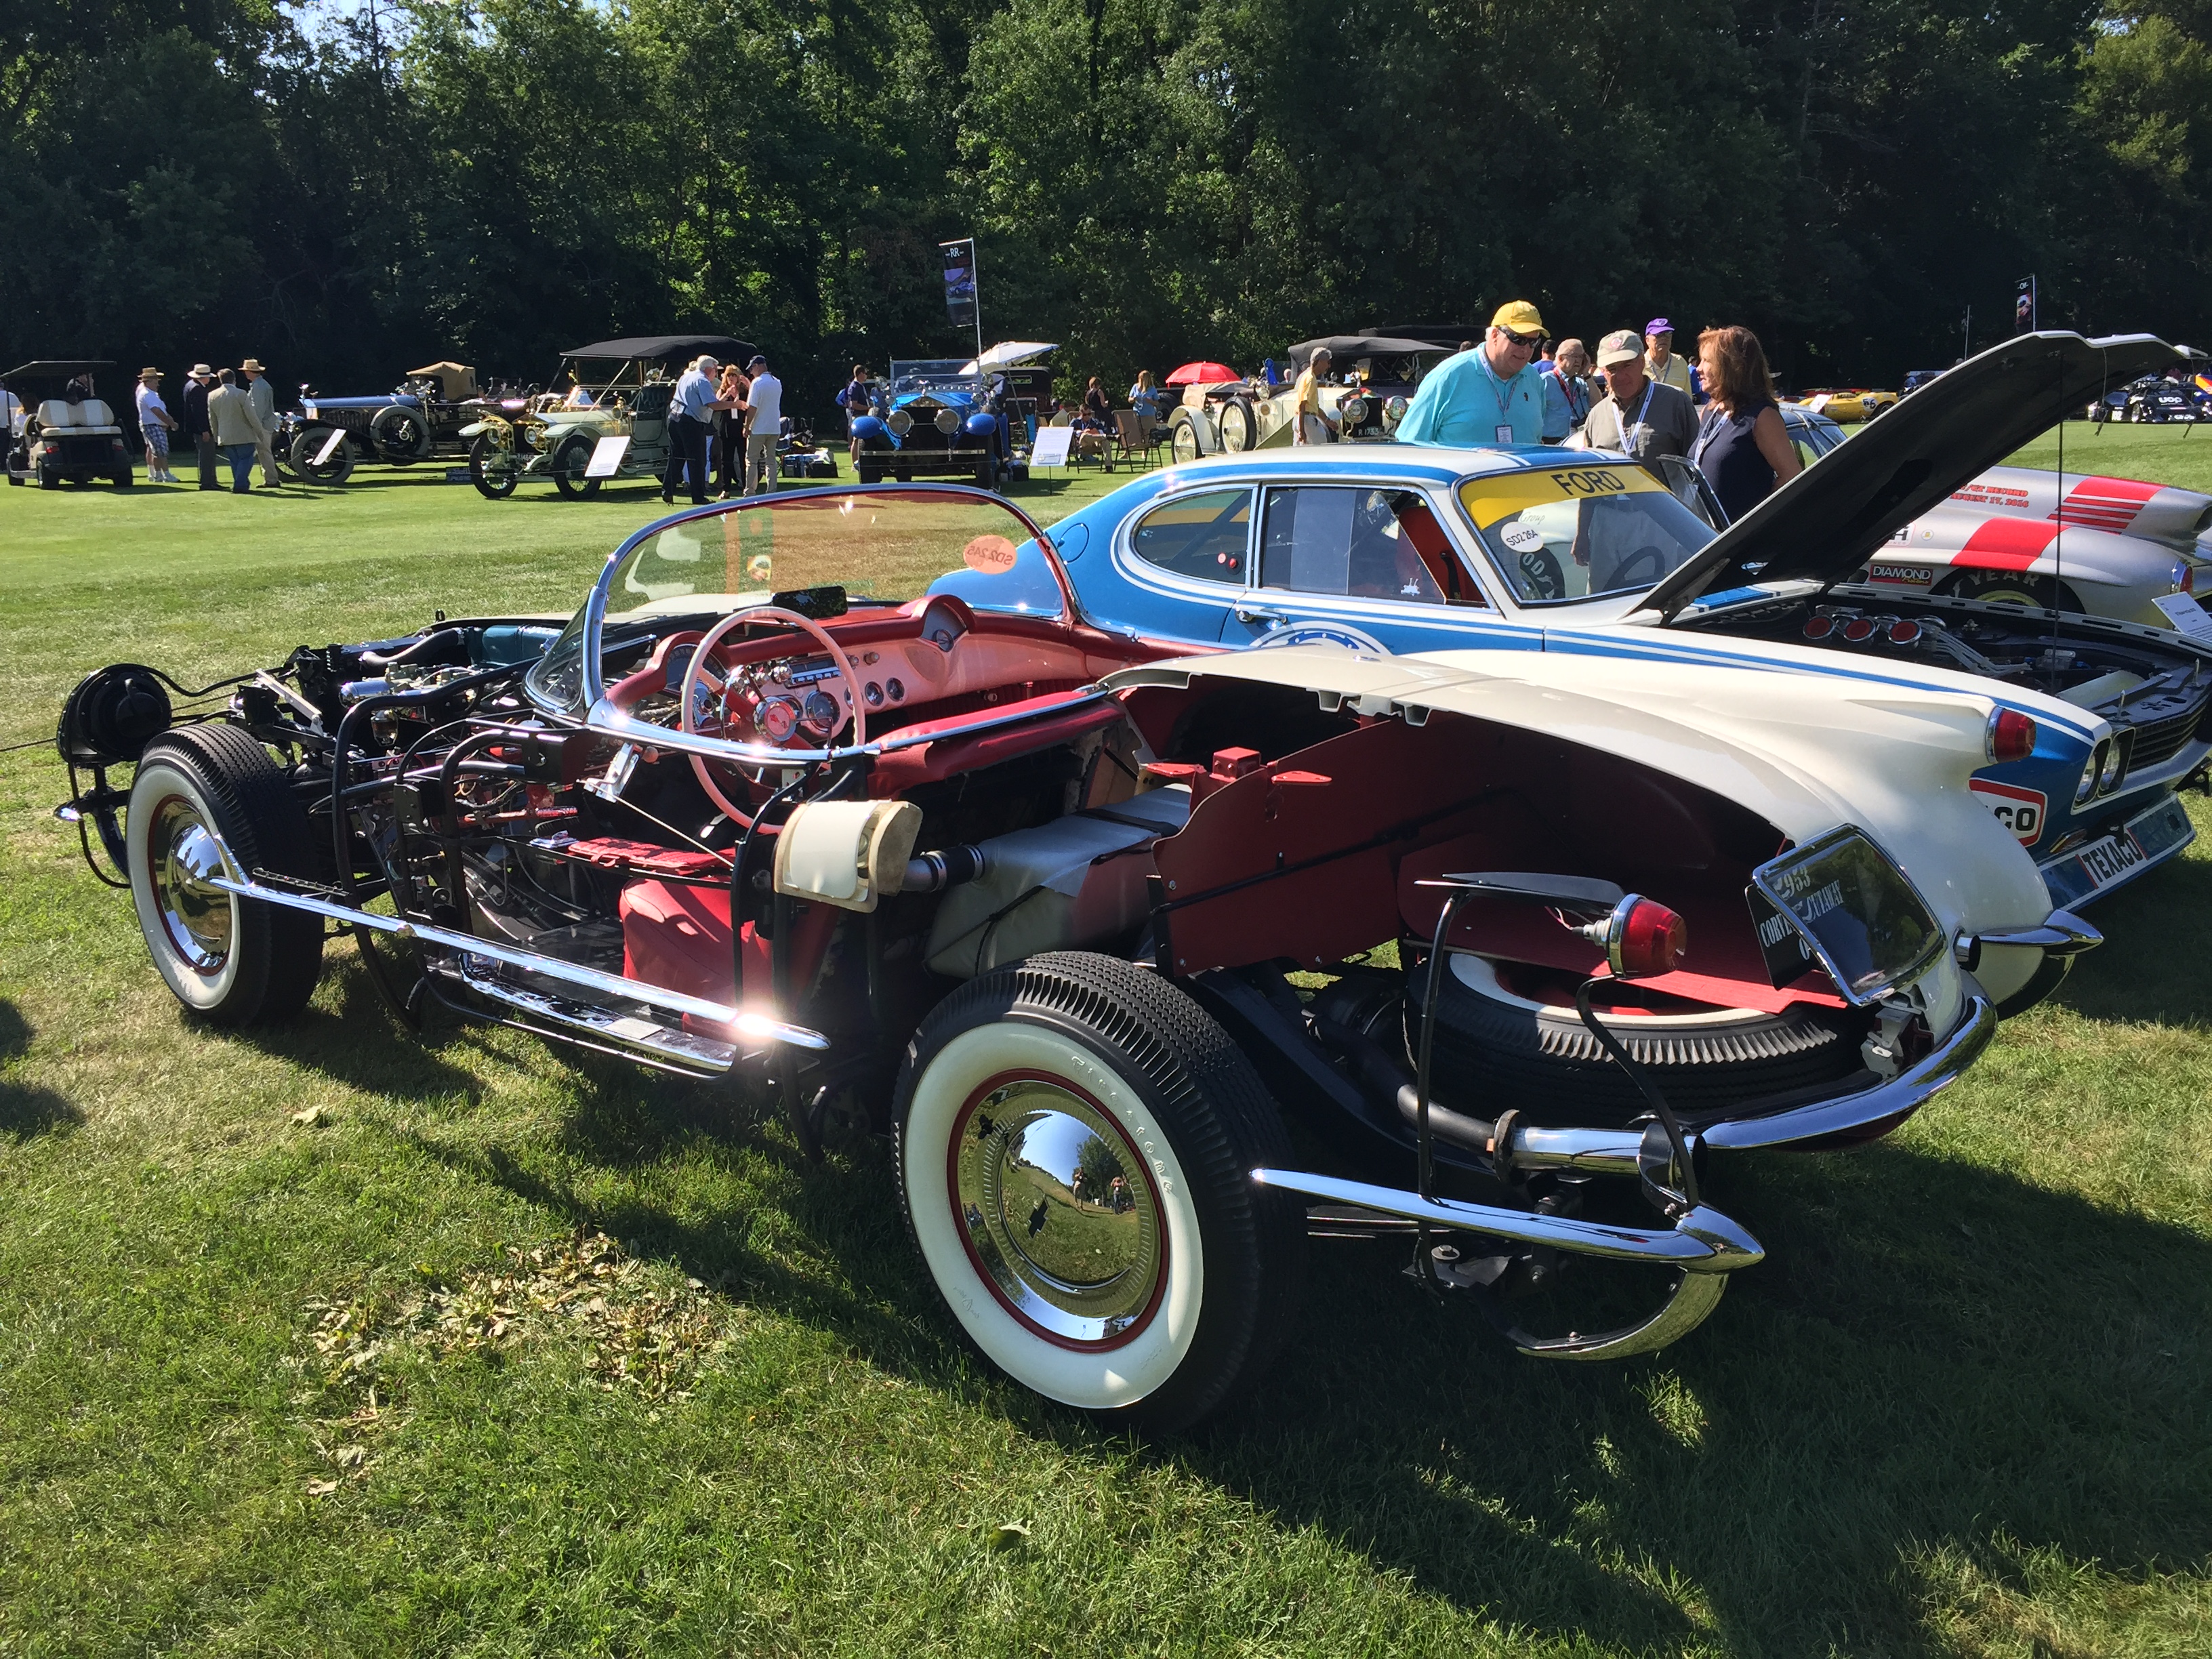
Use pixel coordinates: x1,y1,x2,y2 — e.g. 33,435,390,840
893,952,1305,1433
552,435,602,499
1419,961,1864,1126
142,724,325,1024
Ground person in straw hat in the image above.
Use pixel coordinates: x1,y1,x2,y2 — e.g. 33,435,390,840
240,358,282,487
134,368,180,483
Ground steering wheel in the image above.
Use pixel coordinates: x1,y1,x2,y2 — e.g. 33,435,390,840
1610,544,1667,588
678,605,867,828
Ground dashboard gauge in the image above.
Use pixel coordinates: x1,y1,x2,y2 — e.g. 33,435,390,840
802,689,841,735
864,681,884,706
886,678,905,703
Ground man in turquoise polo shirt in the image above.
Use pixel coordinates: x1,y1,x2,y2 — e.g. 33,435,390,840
1396,300,1550,447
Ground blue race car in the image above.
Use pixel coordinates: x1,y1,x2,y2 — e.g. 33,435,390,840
851,359,1017,489
945,331,2210,954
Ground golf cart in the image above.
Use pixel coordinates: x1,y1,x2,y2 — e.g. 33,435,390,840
4,361,134,489
465,334,758,501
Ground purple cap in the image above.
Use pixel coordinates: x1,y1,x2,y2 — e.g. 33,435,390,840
1645,317,1673,335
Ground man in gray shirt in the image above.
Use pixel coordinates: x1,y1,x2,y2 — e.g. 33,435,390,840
1582,330,1696,463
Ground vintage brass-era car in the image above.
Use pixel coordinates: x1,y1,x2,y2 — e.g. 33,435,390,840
465,334,756,499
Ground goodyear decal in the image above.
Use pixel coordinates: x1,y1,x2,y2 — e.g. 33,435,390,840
1458,463,1662,529
1971,778,2048,845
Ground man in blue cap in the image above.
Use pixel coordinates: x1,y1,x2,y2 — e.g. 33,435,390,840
1645,319,1694,394
1396,300,1549,447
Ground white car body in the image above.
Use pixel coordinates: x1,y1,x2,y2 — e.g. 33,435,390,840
1112,642,2050,1014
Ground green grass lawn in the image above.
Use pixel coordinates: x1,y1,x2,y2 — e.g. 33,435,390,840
4,447,2211,1656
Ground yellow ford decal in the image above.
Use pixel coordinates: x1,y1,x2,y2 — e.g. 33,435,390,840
1459,465,1662,529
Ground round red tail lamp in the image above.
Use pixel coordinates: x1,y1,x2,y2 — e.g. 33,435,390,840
1986,707,2038,762
1841,617,1877,642
1609,895,1687,979
1887,619,1922,644
1803,615,1835,640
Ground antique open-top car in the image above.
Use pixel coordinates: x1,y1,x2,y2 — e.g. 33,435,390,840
1166,337,1448,462
3,359,135,489
464,334,756,499
285,362,529,485
56,486,2087,1427
849,360,1017,488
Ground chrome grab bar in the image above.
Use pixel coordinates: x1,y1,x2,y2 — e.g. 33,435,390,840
204,874,829,1049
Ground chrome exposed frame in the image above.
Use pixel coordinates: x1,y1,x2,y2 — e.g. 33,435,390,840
205,874,828,1049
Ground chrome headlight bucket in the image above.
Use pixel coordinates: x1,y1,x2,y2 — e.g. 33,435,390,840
887,407,914,436
2075,739,2108,805
2098,737,2127,794
1382,394,1409,433
933,407,961,436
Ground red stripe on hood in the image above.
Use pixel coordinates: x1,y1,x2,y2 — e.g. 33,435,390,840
1957,517,2060,571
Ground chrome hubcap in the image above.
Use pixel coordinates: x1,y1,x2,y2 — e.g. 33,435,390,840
151,798,232,972
953,1076,1166,1348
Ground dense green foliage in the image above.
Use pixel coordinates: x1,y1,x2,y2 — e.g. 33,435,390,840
5,0,2209,407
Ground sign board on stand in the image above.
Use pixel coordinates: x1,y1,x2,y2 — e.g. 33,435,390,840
586,435,632,478
1029,426,1074,468
2152,592,2212,639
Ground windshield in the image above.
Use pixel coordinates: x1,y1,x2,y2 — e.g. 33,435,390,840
527,488,1065,712
889,360,985,396
1458,463,1717,605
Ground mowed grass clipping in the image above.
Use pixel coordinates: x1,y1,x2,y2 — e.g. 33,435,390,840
3,447,2211,1656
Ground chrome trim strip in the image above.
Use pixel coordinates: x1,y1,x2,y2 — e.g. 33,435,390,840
581,685,1112,766
1699,991,1994,1151
438,959,739,1073
203,874,830,1049
1249,1169,1765,1271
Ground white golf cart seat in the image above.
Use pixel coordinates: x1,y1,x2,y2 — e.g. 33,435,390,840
37,398,123,436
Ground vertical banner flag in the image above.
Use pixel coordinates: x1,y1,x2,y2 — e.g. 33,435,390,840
941,239,978,329
2014,276,2038,333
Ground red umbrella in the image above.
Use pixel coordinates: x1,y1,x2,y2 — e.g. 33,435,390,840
1164,360,1240,386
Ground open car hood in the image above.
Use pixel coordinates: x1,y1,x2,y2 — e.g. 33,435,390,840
1644,332,2191,620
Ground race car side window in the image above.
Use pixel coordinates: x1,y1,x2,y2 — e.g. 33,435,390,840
1258,487,1479,605
1130,488,1253,583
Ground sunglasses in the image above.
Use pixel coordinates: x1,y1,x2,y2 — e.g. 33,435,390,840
1498,329,1547,348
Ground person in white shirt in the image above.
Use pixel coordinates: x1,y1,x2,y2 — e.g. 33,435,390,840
660,355,733,504
134,367,180,483
741,355,783,495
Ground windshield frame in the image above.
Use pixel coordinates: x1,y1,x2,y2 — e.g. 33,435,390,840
544,482,1073,733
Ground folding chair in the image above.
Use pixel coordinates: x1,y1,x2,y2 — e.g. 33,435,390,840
1112,410,1160,472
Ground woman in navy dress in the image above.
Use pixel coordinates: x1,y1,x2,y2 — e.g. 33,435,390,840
1691,326,1801,520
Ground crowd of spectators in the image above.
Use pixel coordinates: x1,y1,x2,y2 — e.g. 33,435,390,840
1392,305,1801,516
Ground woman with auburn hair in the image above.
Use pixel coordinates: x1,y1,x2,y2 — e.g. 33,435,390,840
1691,325,1801,520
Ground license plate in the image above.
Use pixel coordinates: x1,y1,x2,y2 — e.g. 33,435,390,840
2074,830,2148,889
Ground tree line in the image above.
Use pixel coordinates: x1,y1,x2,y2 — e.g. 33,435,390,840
5,0,2207,414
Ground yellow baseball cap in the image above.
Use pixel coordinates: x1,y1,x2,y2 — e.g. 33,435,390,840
1491,300,1548,338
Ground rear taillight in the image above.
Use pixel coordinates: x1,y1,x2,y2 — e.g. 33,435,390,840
2174,560,2194,595
1803,614,1835,640
1595,895,1687,978
1887,619,1922,644
1986,708,2038,762
1841,617,1877,642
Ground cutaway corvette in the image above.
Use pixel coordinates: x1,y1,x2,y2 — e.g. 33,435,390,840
53,486,2089,1427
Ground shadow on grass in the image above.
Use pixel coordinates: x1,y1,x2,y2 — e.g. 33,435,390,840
393,1041,2212,1653
2052,830,2212,1026
222,953,487,1105
0,999,83,1141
